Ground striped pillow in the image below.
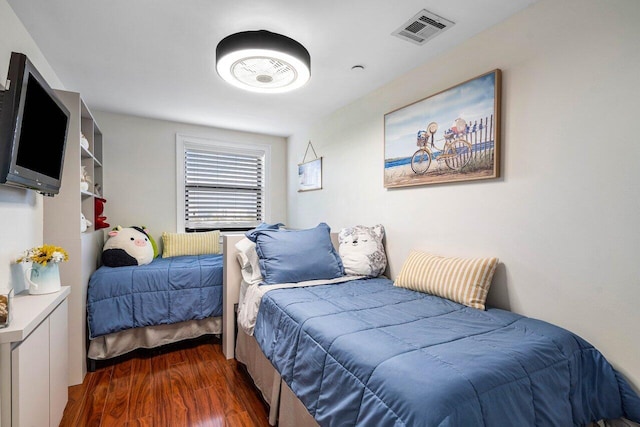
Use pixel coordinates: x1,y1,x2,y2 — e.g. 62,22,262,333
394,250,498,310
161,230,220,258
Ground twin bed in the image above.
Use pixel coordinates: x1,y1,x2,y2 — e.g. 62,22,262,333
86,226,640,426
87,253,223,363
222,230,640,427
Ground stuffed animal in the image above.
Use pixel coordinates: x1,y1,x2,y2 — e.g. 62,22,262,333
80,166,92,192
80,133,89,150
80,212,92,233
94,197,110,230
338,224,387,277
102,226,154,267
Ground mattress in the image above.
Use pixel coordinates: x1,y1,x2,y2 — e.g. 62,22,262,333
254,277,640,426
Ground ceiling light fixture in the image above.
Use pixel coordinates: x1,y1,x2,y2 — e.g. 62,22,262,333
216,30,311,94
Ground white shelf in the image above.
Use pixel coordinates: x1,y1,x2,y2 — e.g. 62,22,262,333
80,145,102,166
80,145,93,159
80,190,101,198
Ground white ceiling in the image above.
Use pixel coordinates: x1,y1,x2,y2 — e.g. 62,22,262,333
8,0,536,137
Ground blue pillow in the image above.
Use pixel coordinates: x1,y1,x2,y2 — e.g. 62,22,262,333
253,223,344,284
245,222,285,242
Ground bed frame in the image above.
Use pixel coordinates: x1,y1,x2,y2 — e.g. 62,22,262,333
222,234,244,359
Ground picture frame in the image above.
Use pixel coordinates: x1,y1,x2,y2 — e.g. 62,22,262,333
384,69,501,188
298,157,322,192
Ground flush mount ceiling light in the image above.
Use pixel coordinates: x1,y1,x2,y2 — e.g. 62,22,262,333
216,30,311,94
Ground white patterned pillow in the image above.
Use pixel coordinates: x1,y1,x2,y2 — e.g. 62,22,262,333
394,250,498,310
338,224,387,277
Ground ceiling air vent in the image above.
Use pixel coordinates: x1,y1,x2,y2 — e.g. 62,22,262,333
392,9,455,46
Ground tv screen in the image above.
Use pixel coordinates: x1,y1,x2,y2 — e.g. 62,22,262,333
16,74,68,180
0,52,70,196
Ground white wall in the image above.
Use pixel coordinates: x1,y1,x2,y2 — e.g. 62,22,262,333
287,0,640,390
0,0,65,293
93,111,288,244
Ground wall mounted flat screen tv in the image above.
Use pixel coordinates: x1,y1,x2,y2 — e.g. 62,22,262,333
0,52,70,196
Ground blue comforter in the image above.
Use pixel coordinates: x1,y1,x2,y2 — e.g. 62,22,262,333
254,277,640,426
88,254,223,338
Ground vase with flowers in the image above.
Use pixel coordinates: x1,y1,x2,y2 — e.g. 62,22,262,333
17,245,69,295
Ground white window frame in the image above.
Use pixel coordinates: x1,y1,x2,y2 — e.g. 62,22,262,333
176,133,271,232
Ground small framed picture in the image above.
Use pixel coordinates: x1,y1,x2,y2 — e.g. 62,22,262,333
298,157,322,192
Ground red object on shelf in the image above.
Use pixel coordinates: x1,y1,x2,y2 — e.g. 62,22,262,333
94,197,110,229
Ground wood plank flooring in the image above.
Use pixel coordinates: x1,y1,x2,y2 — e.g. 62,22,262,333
60,337,270,427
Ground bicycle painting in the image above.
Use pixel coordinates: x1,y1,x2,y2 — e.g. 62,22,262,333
384,70,501,188
411,119,473,174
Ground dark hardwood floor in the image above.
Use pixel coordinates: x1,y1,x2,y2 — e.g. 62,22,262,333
60,337,270,427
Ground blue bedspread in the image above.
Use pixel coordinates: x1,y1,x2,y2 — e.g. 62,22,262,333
88,254,223,339
255,277,640,426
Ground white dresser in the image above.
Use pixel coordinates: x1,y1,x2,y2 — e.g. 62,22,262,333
0,287,70,427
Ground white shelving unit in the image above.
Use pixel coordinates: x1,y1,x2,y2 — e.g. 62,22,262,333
80,115,104,221
44,90,106,386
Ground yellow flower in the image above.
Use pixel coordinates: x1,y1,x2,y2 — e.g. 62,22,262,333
16,245,69,266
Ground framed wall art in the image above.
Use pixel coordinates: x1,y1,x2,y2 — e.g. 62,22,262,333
298,158,322,192
298,141,322,192
384,69,501,188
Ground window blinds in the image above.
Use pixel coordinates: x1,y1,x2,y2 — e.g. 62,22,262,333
183,145,264,230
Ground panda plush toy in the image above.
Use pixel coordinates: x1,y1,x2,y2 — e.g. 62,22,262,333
102,226,156,267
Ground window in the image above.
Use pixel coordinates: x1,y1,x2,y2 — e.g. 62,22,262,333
177,134,270,232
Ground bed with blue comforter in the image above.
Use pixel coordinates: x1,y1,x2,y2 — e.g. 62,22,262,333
88,254,223,340
254,277,640,426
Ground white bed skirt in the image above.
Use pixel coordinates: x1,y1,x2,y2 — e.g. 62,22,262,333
88,316,222,360
236,327,318,427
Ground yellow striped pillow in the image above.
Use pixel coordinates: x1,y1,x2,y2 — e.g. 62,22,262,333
161,230,220,258
394,250,498,310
